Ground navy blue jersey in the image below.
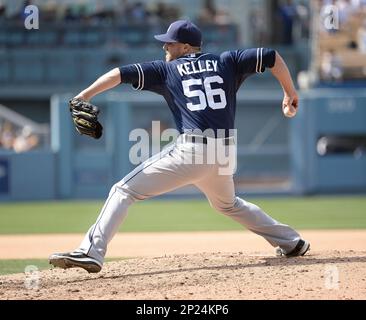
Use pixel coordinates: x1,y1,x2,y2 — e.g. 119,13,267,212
119,48,276,136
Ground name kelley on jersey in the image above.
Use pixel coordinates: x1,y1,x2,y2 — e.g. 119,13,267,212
177,60,218,76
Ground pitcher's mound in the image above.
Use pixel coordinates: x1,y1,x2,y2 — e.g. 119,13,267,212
2,250,366,300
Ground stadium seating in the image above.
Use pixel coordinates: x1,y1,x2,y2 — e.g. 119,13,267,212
316,11,366,82
338,50,366,78
0,52,10,82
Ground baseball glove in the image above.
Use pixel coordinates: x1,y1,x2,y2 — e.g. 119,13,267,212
69,98,103,139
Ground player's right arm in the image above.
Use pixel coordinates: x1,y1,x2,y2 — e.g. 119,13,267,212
269,51,298,114
222,48,298,115
74,68,121,101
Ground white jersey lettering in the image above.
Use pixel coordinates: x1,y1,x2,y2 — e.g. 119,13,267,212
176,60,218,76
177,64,187,76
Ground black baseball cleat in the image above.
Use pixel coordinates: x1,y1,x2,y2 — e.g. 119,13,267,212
49,251,102,273
275,239,310,258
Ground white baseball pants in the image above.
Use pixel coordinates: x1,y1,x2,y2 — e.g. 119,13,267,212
78,134,301,264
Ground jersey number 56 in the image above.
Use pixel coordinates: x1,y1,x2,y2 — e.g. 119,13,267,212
182,75,227,111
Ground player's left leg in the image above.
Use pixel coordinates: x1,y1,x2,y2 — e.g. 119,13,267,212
195,173,307,255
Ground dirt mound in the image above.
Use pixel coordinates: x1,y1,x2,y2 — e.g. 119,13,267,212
1,250,366,300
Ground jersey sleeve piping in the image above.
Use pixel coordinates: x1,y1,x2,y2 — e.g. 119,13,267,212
256,48,264,73
132,63,145,90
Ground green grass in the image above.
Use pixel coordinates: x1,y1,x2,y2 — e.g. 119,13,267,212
0,196,365,276
0,196,366,234
0,259,52,276
0,258,123,276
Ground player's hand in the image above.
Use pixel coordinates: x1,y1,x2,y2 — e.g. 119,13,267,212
282,92,298,118
73,93,90,102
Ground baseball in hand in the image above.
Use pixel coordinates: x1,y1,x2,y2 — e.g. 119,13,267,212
283,105,297,118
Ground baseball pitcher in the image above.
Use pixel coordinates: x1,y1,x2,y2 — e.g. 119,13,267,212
50,20,310,273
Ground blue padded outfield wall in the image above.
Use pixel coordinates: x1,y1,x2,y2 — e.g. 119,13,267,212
0,150,55,201
291,88,366,194
0,88,365,200
51,93,132,199
49,90,293,199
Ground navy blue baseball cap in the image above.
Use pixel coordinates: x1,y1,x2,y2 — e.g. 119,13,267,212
154,20,202,47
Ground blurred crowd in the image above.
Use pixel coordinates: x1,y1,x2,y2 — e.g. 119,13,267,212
317,0,366,81
318,0,366,32
0,120,40,153
0,0,233,27
0,0,180,25
276,0,310,45
196,0,230,26
0,0,316,47
249,0,310,46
